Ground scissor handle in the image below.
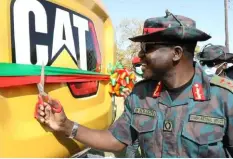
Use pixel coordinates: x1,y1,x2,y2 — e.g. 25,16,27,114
49,99,63,113
40,95,63,113
34,95,63,119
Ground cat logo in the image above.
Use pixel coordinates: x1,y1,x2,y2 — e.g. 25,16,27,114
11,0,101,97
11,0,101,71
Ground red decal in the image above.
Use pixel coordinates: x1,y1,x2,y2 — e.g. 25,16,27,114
153,82,162,98
220,79,225,83
192,83,206,101
227,82,232,86
143,28,166,34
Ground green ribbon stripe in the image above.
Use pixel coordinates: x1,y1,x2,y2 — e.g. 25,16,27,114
0,63,108,76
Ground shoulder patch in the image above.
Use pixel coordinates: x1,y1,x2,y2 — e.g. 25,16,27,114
210,75,233,92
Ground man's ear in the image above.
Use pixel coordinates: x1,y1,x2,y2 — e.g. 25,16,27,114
172,46,183,62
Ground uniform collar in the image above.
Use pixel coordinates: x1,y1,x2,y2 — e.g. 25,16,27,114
153,63,211,104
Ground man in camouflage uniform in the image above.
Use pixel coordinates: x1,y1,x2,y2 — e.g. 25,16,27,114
36,10,233,157
196,44,233,78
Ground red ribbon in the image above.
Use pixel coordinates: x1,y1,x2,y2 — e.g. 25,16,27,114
0,74,110,88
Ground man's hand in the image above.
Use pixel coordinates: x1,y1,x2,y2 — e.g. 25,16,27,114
36,96,73,135
121,88,131,99
35,96,126,152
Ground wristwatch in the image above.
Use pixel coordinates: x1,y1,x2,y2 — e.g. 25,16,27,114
69,122,79,139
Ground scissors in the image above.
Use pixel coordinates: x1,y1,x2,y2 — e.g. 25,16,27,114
34,63,62,119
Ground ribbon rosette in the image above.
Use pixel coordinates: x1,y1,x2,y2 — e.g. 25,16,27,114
108,62,136,96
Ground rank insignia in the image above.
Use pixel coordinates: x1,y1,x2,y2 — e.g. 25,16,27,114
153,82,162,98
192,83,206,101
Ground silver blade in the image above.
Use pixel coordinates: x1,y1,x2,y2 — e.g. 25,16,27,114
40,62,45,89
37,62,45,94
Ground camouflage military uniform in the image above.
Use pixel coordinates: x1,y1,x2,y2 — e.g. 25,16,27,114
109,64,233,157
108,11,233,157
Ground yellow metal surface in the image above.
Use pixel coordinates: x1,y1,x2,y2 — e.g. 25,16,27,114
0,0,116,157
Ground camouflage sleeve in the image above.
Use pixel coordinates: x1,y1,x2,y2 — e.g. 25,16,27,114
224,92,233,156
108,96,136,145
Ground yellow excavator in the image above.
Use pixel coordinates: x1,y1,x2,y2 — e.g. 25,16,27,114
0,0,116,157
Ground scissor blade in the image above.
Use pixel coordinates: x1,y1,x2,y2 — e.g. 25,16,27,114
40,62,45,88
37,83,44,94
37,62,45,94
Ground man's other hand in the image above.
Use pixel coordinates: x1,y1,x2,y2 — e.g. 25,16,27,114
121,88,131,99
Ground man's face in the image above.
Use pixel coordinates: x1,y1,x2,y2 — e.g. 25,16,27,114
201,61,228,76
215,62,227,75
138,44,175,80
133,63,143,76
133,63,141,71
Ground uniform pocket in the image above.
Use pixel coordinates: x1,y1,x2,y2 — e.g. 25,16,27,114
131,113,157,133
181,117,225,157
131,113,157,157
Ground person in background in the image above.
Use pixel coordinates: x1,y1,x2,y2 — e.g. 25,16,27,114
132,56,143,82
196,44,233,78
